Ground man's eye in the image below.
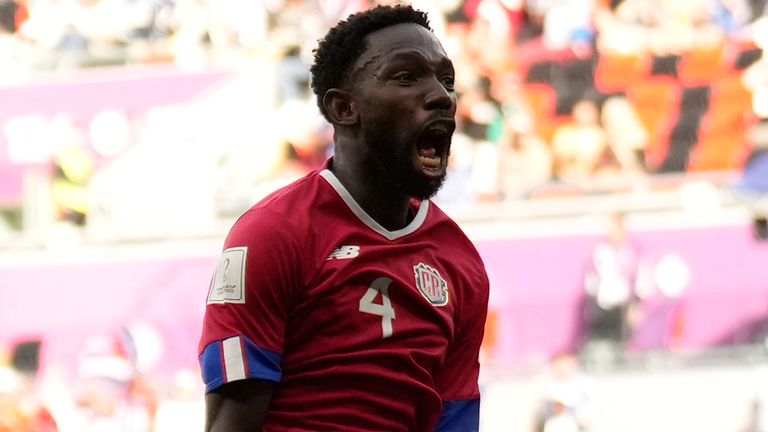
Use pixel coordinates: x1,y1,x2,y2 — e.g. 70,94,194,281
441,76,455,90
393,72,417,83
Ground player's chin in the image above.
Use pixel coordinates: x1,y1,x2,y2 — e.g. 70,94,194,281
408,172,446,200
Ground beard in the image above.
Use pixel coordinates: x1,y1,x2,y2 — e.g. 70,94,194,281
363,125,448,200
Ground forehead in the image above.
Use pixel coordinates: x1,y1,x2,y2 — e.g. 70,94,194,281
357,23,448,68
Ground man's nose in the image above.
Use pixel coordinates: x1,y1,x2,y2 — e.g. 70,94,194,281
424,79,455,111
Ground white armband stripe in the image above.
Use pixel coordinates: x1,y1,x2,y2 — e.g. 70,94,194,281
223,336,247,382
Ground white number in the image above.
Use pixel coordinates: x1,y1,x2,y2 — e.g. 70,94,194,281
358,277,396,338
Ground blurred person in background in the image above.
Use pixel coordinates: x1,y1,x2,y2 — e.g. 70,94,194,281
598,0,722,55
741,121,768,200
710,0,768,39
581,212,644,363
456,76,500,144
433,132,478,206
743,366,768,432
67,331,160,432
551,97,616,187
541,396,581,432
200,5,489,432
600,95,648,178
0,341,58,432
463,0,517,77
533,353,592,432
0,0,25,34
731,119,768,242
593,0,649,55
0,366,57,432
497,108,553,200
540,0,596,54
455,76,505,201
50,117,94,228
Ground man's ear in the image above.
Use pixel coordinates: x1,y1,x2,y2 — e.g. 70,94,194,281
323,89,358,126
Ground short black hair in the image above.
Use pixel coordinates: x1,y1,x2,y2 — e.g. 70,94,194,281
310,5,432,121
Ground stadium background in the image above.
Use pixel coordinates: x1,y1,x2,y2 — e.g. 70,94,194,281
1,0,768,430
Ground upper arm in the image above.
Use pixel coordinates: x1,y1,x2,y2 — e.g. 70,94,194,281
434,265,489,432
205,379,275,432
199,208,302,393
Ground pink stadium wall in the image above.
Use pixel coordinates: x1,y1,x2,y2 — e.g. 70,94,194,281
1,223,767,375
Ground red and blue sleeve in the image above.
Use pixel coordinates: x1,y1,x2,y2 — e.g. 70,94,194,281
198,208,302,393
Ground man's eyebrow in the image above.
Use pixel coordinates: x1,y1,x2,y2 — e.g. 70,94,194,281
382,50,455,72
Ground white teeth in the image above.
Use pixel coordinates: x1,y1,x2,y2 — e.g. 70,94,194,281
419,155,441,168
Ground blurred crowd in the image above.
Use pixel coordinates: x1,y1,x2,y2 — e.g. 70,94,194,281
2,0,768,235
0,327,204,432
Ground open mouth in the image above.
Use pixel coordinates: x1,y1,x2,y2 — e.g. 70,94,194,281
418,148,442,169
417,120,454,173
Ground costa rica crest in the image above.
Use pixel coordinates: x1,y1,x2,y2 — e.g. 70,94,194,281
413,262,449,306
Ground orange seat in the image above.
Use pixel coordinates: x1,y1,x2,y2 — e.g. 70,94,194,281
626,77,681,169
678,45,727,87
522,83,559,141
709,72,753,113
688,72,754,171
594,53,650,94
687,131,749,171
522,83,557,118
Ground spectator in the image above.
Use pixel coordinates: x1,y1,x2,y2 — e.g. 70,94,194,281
601,95,648,176
533,353,592,432
0,341,58,432
50,116,94,227
0,0,22,34
498,116,553,200
710,0,767,39
70,335,158,432
542,398,581,432
551,98,613,186
596,0,723,55
593,0,650,55
743,17,768,118
541,0,596,53
582,212,643,352
735,120,768,196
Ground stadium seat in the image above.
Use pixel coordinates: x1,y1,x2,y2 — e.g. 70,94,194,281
626,77,681,169
678,45,727,87
522,83,562,142
523,83,557,118
688,74,754,171
594,53,650,94
709,73,752,113
687,131,749,171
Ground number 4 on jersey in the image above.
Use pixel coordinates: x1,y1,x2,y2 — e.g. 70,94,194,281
359,277,396,338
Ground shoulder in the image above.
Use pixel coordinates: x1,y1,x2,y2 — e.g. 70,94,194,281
427,201,488,287
225,172,323,249
427,202,481,256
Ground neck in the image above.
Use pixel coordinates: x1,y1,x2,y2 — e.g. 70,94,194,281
330,154,413,231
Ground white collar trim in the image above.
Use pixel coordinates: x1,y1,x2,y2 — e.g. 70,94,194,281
319,169,429,241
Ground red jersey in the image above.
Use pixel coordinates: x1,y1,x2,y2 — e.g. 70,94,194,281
199,163,489,431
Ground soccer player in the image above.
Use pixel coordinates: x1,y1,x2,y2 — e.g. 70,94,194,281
199,5,490,431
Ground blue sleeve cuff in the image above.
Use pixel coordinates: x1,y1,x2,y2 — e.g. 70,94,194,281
199,335,282,393
435,399,480,432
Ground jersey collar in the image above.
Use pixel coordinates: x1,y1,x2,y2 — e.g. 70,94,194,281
319,169,429,241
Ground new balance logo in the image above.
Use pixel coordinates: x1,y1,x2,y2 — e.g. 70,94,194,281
327,245,360,260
